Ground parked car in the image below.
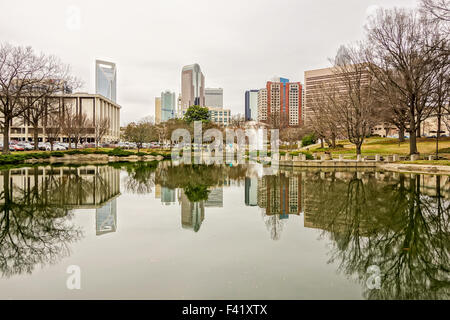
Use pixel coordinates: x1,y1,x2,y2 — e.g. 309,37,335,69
11,144,24,151
17,142,33,150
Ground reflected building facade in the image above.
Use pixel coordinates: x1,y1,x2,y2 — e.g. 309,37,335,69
179,189,205,232
96,199,117,236
245,177,258,206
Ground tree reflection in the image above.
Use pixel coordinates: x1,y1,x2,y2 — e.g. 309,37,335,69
122,162,158,194
304,172,450,299
0,169,83,278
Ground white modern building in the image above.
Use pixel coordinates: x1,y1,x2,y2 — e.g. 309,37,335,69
2,93,121,143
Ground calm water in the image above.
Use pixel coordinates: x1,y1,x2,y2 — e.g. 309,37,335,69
0,162,448,300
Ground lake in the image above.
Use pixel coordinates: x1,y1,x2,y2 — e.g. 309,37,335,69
0,162,448,299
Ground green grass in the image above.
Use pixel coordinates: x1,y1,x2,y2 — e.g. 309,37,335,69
307,137,450,156
0,147,169,166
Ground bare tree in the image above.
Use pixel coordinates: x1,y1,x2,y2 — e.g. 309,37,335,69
72,112,89,149
123,120,155,152
93,118,110,148
307,81,341,148
364,8,448,154
421,0,450,22
44,111,62,151
0,44,48,153
326,45,379,155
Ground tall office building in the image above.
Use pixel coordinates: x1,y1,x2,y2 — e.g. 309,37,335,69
181,63,205,110
257,77,302,127
245,90,259,121
95,60,117,102
205,88,223,108
95,198,117,236
161,90,176,122
155,97,161,124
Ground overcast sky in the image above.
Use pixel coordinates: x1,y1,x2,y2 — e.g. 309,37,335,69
1,0,419,125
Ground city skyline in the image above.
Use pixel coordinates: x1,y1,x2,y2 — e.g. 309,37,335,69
0,0,418,125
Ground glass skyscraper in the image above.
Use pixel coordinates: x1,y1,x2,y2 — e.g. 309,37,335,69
95,60,117,102
161,90,176,122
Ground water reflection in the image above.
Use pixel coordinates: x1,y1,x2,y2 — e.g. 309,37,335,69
0,163,448,299
0,165,122,277
302,171,450,300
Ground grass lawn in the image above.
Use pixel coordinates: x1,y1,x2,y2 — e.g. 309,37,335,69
306,137,450,157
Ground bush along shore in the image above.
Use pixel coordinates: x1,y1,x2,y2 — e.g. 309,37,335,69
0,148,172,166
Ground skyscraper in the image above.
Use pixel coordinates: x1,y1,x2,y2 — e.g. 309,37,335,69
258,77,302,127
181,63,205,110
205,88,223,108
95,60,117,102
161,90,176,122
245,90,259,121
155,97,161,124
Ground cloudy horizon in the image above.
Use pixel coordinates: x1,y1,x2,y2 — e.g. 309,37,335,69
1,0,419,125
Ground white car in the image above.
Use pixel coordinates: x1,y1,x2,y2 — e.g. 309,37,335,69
46,144,66,151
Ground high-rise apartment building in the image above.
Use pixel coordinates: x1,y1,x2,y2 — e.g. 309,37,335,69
245,90,259,121
95,60,117,102
205,88,223,108
155,97,161,124
161,90,176,122
181,63,205,110
257,78,302,127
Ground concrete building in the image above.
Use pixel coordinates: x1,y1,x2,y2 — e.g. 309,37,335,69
371,116,450,138
205,88,223,108
304,66,369,126
181,63,205,110
245,90,259,121
3,93,121,143
161,90,176,122
155,97,161,124
208,106,231,126
257,88,268,122
257,78,302,127
95,60,117,102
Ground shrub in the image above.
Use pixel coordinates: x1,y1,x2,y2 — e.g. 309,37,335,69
50,151,65,157
301,133,317,147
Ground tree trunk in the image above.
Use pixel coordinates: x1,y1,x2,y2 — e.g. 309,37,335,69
416,120,421,138
33,125,39,150
2,120,10,154
320,138,324,149
409,102,418,155
398,125,405,143
436,105,441,160
356,144,362,155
